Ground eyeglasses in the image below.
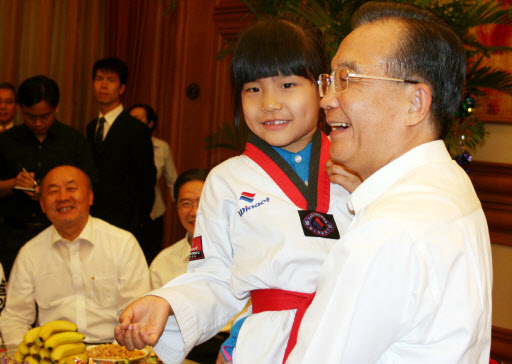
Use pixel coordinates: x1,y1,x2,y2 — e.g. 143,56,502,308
317,68,419,97
177,199,200,210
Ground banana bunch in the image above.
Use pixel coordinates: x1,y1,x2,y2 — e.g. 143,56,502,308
13,320,88,364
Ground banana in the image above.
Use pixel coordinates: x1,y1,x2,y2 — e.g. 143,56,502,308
29,344,40,356
50,342,86,363
24,356,39,364
23,327,41,346
39,348,52,361
18,341,30,356
40,360,53,364
44,331,85,351
39,320,78,343
13,350,25,363
58,352,89,364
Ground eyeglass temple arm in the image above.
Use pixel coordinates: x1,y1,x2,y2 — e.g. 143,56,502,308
348,72,419,84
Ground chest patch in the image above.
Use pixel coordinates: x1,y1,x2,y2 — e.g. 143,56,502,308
189,236,205,261
298,210,340,239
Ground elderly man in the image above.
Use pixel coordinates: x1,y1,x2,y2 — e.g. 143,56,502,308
0,76,97,280
287,2,492,363
0,165,150,345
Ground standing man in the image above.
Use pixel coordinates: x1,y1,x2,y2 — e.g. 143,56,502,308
86,58,156,244
287,2,492,363
0,82,17,133
0,75,97,279
0,165,150,345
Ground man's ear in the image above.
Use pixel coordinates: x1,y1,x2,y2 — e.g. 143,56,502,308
40,198,46,214
119,84,126,96
406,83,432,127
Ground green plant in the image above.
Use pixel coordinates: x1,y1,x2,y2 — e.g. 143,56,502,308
206,0,512,158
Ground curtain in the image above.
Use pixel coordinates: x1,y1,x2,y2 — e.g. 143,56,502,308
0,0,106,131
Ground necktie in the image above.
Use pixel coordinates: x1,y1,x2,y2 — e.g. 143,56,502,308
95,117,106,144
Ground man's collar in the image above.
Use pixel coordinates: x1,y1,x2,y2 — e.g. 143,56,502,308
349,140,450,214
99,104,123,126
50,216,95,246
0,121,14,131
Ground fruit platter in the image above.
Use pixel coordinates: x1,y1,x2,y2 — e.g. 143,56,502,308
1,320,159,364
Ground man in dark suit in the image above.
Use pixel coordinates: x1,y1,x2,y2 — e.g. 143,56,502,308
86,57,156,248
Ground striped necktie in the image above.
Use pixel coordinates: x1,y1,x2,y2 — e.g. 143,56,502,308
95,117,106,144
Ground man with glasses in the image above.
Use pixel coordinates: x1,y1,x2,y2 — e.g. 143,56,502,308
0,75,97,279
288,2,492,363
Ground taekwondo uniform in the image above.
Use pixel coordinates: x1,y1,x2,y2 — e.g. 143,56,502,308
151,130,353,364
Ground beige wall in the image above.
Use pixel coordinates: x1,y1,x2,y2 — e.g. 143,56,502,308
473,123,512,330
473,123,512,164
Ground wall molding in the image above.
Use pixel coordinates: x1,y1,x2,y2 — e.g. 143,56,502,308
469,161,512,246
492,326,512,361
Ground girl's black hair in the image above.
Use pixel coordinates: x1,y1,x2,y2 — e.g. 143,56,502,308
231,15,326,129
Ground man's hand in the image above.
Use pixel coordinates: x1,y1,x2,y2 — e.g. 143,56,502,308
326,159,362,193
15,171,40,200
114,295,173,350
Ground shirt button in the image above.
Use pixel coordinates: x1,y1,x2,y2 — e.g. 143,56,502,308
305,180,308,186
294,155,302,163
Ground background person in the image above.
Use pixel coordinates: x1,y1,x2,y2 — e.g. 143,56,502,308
129,103,178,264
0,75,97,280
0,165,150,345
287,2,492,363
86,58,156,246
149,168,207,290
0,82,17,133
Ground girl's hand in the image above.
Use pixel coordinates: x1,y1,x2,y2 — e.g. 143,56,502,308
326,159,362,193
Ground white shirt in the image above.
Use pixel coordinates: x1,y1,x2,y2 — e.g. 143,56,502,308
150,137,178,220
288,141,493,364
149,235,190,290
97,104,123,140
0,216,151,345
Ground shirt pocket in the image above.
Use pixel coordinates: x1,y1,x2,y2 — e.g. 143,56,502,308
88,274,119,308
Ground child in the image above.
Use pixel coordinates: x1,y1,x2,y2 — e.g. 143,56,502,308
116,15,359,364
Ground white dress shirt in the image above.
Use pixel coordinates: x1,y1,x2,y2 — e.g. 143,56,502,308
288,140,493,364
149,235,190,290
0,216,150,345
150,136,177,220
96,104,123,140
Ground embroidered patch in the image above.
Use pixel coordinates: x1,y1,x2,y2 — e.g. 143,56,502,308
190,236,205,261
239,192,256,203
298,210,340,239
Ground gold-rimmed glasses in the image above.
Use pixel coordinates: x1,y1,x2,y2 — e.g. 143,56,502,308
317,68,419,97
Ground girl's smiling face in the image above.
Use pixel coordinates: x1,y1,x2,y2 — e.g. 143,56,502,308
241,75,319,153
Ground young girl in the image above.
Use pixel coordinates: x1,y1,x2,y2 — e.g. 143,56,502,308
116,16,359,364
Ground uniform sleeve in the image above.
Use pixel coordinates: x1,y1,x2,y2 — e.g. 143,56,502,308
151,175,248,364
287,219,431,364
117,234,151,314
161,142,177,201
0,247,37,345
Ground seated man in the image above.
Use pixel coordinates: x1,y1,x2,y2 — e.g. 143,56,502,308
150,168,235,364
149,168,208,289
0,165,150,345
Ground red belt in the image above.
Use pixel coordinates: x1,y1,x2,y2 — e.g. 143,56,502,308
251,289,315,363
